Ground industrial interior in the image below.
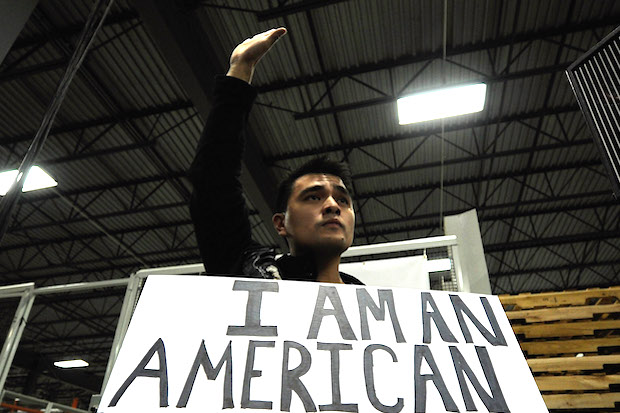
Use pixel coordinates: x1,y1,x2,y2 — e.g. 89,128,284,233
0,0,619,411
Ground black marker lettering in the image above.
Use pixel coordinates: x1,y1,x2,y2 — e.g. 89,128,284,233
317,343,358,412
413,345,458,413
241,340,275,409
281,341,316,412
357,289,406,343
364,344,404,413
308,286,357,340
450,295,506,346
227,280,278,337
450,346,510,412
109,338,168,407
176,340,233,408
421,292,458,344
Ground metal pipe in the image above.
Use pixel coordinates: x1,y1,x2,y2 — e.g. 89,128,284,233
0,288,35,394
0,282,35,296
341,236,458,258
34,278,129,295
134,262,205,277
100,273,142,394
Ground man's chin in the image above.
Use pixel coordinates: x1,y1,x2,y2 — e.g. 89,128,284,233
293,235,353,256
316,236,352,254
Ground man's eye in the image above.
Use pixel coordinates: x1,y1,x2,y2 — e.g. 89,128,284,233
306,195,320,200
339,198,350,205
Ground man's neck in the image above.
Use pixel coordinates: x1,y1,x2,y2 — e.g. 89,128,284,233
288,246,344,284
314,255,343,284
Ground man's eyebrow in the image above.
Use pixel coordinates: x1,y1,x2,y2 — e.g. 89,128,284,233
298,185,325,197
297,183,351,200
334,185,351,197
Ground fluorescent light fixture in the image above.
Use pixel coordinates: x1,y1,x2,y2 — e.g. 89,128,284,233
425,258,452,273
398,83,487,124
0,166,57,196
54,359,89,368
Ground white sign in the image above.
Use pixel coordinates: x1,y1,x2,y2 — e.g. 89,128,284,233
99,275,547,412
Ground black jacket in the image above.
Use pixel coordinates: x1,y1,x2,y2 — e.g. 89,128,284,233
188,75,362,285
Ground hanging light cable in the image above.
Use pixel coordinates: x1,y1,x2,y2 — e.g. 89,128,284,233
0,0,115,245
439,0,448,233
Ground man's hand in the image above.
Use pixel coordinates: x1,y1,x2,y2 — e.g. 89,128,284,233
226,27,287,84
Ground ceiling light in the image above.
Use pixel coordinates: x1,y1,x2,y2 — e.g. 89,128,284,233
54,359,89,368
425,258,452,273
0,166,57,196
398,83,487,124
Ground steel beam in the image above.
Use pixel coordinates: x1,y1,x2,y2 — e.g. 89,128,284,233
45,141,154,165
352,228,620,257
355,158,602,200
0,0,38,64
355,195,618,235
352,138,592,180
485,230,620,253
490,259,620,278
22,333,112,345
0,58,66,82
1,252,201,284
1,247,200,279
29,313,119,327
19,172,185,204
10,9,139,51
255,16,620,93
0,101,192,145
493,278,619,295
267,104,579,162
255,0,351,21
1,219,194,252
8,201,187,233
294,63,570,120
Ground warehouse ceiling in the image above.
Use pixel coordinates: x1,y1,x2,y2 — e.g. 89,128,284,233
0,0,619,406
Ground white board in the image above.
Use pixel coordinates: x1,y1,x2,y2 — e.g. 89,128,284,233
99,275,547,413
340,255,430,289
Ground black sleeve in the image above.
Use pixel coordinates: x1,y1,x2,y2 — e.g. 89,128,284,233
188,75,262,275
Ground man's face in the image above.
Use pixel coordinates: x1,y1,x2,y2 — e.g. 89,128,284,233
273,173,355,256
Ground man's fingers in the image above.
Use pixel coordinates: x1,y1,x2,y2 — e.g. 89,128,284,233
271,27,287,38
228,27,287,79
267,28,287,48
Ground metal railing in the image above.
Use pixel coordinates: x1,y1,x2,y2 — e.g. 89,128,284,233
0,279,129,410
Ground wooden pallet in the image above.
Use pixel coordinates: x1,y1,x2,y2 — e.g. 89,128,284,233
499,286,620,411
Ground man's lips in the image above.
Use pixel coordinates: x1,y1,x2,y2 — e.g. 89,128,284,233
322,219,344,228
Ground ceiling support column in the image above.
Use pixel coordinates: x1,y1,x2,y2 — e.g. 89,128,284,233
0,0,39,64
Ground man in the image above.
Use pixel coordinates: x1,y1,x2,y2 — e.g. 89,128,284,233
189,27,362,285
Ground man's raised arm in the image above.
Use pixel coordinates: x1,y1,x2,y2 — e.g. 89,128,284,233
188,28,287,275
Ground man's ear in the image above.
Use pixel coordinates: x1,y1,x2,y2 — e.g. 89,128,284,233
272,212,287,236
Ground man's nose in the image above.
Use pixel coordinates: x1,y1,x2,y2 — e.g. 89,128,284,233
323,196,341,215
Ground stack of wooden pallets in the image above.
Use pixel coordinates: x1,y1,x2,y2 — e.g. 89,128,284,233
499,286,620,411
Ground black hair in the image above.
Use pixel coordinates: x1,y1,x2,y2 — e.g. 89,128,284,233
275,157,353,212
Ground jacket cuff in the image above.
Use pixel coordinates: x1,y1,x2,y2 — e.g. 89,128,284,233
214,75,258,108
